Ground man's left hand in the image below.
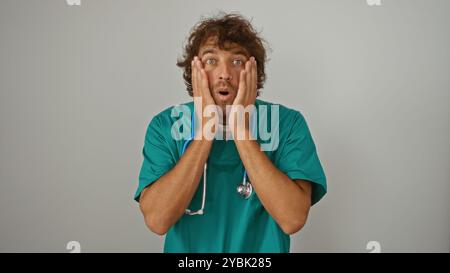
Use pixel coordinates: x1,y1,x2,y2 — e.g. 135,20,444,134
229,56,257,138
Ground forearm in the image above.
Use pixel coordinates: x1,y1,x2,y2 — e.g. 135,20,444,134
234,137,311,234
139,138,213,235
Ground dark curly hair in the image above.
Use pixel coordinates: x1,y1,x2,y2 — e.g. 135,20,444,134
176,13,268,97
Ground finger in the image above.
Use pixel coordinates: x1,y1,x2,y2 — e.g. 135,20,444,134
200,68,213,100
195,57,202,96
236,69,246,103
191,59,196,96
196,56,203,70
192,57,198,97
245,59,251,98
196,58,208,97
251,57,257,97
199,61,214,100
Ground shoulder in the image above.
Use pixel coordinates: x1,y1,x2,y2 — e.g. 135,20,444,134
147,101,193,129
255,99,306,127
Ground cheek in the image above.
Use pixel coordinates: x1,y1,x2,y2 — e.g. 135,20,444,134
202,67,214,78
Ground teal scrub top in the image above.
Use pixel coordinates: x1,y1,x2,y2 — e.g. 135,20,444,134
134,99,327,253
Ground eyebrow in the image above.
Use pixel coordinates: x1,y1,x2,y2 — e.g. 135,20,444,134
200,48,217,56
200,47,249,58
229,48,249,57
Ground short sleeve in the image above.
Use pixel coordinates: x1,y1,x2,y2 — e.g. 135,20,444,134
134,116,176,202
277,111,327,205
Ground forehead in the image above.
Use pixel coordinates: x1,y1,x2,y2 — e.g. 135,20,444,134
198,36,249,56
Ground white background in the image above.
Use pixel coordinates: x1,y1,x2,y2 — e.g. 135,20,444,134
0,0,449,252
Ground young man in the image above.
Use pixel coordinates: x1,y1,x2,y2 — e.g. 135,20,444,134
134,13,327,253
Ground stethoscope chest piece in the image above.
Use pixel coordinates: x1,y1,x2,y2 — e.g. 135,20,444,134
237,182,253,199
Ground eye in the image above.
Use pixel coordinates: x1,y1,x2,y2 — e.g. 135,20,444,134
233,59,244,66
205,58,216,65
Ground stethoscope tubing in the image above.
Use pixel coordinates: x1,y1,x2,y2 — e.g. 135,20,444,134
183,110,253,216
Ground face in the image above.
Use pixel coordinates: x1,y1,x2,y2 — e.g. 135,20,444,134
197,37,249,110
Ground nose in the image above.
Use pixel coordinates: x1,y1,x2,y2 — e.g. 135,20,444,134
218,63,232,81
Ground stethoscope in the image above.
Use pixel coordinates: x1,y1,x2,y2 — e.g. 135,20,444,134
183,112,253,216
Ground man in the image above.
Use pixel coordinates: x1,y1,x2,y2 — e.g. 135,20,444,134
134,13,327,253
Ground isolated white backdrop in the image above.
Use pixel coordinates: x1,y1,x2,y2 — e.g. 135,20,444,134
0,0,449,252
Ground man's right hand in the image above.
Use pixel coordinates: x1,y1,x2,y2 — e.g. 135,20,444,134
191,56,217,140
139,57,216,235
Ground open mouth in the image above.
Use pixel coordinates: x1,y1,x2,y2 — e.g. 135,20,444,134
217,89,232,101
218,90,231,103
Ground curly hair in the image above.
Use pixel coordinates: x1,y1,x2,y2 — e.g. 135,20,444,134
176,13,268,97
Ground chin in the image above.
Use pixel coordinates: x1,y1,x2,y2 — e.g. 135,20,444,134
213,97,235,108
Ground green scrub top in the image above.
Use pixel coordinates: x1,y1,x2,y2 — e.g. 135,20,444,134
134,99,327,253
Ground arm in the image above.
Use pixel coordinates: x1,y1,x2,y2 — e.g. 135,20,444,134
234,138,312,235
139,138,212,235
230,57,311,235
139,56,216,235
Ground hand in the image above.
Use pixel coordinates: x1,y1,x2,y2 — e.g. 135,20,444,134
191,56,217,140
229,56,257,139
